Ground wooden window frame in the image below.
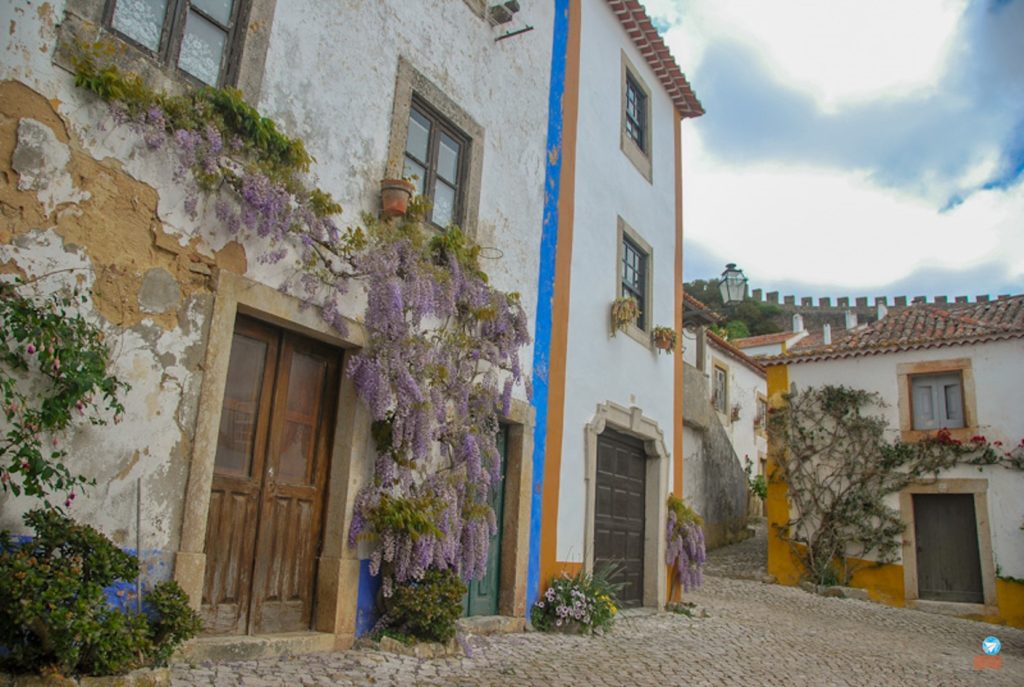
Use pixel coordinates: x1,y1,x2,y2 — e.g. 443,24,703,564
620,52,653,182
754,393,768,436
614,217,654,347
386,58,485,237
897,358,978,443
712,362,729,416
403,98,470,230
103,0,252,87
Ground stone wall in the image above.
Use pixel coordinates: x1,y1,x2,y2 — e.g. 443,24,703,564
682,362,750,549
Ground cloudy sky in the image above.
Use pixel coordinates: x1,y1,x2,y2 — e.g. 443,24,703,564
641,0,1023,300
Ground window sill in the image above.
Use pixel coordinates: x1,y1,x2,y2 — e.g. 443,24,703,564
900,427,978,444
620,130,653,183
615,321,653,351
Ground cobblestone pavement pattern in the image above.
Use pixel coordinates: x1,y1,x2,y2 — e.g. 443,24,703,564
173,527,1023,686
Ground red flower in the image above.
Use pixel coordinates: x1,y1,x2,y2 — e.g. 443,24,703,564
970,435,986,444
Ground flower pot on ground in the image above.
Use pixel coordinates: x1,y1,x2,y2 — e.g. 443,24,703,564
651,325,676,353
380,178,416,217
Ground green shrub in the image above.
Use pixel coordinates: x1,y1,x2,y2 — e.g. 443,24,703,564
0,509,202,676
380,568,466,644
531,563,624,635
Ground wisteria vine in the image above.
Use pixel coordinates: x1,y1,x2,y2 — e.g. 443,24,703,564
72,51,532,602
666,495,706,597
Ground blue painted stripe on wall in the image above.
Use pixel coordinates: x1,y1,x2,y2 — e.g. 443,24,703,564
526,0,570,618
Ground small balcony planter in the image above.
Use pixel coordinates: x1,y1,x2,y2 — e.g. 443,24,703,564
380,178,416,217
610,296,639,335
651,325,676,353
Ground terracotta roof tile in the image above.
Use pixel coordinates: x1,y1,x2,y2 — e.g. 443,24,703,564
707,330,766,376
733,331,796,349
606,0,704,118
765,295,1024,364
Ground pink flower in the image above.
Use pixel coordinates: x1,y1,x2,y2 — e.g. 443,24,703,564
26,343,36,355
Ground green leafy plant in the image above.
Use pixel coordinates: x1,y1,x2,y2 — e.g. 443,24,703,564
0,281,128,500
378,568,466,644
743,456,767,501
0,509,202,676
531,563,624,635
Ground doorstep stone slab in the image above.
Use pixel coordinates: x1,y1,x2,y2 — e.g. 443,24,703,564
175,632,335,664
456,615,525,636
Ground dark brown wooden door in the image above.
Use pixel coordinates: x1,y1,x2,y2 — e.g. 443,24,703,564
594,429,646,607
913,493,984,604
201,316,340,635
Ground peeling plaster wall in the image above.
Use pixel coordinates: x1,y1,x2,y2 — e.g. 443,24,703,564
2,0,552,598
787,340,1024,578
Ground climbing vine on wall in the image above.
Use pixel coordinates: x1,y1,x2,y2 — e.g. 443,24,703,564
0,281,128,502
769,385,1024,586
71,47,531,611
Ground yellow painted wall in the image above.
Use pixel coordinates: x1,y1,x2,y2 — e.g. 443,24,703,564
762,363,1023,628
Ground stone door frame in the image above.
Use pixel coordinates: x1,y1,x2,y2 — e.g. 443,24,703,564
583,401,669,609
174,271,370,646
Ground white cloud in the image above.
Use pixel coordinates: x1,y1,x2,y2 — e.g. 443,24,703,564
649,0,968,111
681,126,1024,290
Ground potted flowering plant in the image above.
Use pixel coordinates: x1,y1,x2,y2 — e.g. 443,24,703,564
531,564,624,635
379,177,417,217
651,325,676,353
610,296,639,334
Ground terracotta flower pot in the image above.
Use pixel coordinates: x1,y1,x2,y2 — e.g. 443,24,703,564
380,178,416,217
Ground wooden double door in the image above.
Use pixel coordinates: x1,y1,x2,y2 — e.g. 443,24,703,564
594,429,646,607
201,316,341,635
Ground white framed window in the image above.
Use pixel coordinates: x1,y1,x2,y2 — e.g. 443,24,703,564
712,364,728,415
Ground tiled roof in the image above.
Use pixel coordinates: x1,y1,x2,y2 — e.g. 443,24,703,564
682,292,723,323
766,295,1024,364
606,0,705,118
733,331,797,349
706,330,766,376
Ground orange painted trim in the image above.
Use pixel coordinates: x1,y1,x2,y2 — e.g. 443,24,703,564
538,0,582,594
673,109,684,497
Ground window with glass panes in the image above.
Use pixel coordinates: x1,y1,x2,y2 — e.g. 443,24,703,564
402,100,468,229
620,236,647,330
106,0,247,86
624,74,647,152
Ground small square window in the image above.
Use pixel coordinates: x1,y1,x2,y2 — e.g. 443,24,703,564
620,236,647,330
910,372,965,430
106,0,248,86
402,100,469,229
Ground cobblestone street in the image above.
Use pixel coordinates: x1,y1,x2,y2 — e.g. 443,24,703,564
173,526,1023,686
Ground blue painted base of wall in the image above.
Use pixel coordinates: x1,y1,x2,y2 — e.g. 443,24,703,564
355,558,381,637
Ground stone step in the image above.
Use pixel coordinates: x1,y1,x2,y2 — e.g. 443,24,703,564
175,631,337,665
456,615,524,636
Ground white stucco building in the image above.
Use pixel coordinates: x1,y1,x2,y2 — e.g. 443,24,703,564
529,0,703,610
2,0,553,652
764,295,1024,626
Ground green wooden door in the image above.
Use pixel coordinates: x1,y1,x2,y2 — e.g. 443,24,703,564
464,426,507,616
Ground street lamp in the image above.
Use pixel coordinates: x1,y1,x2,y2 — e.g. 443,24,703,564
718,263,748,305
